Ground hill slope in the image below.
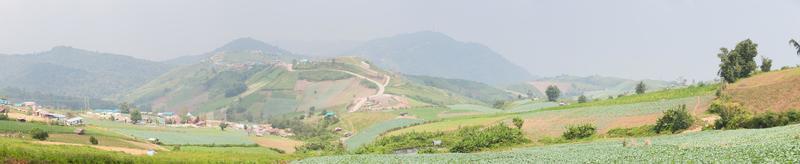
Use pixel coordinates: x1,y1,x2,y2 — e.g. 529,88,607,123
724,68,800,113
347,31,534,85
127,39,494,121
164,37,295,66
0,46,171,98
513,75,677,99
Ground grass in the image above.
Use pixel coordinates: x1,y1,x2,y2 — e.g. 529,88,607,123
0,138,295,163
298,70,353,82
86,119,255,145
297,124,800,163
724,68,800,113
543,84,717,111
344,118,425,151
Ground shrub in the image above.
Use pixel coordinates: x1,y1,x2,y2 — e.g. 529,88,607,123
545,85,560,102
512,117,524,129
0,113,8,120
607,125,657,137
89,136,99,145
654,105,694,133
708,100,750,129
577,95,588,103
562,124,596,140
31,128,49,141
450,124,528,153
172,145,181,151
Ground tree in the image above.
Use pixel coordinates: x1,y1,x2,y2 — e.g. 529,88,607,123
31,128,49,141
577,95,588,103
635,81,647,94
790,38,800,56
89,136,99,145
219,122,229,131
130,109,142,124
717,39,759,83
760,56,773,72
545,85,561,102
119,102,131,114
654,105,694,133
512,117,524,129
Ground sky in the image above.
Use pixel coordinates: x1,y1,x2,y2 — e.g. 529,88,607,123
1,0,799,81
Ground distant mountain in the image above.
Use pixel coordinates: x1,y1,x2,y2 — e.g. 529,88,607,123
404,75,516,104
347,31,534,85
510,75,679,99
164,37,295,66
0,46,171,98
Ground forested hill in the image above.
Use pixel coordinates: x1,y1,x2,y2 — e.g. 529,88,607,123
0,46,171,99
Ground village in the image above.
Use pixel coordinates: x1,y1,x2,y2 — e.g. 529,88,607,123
0,96,296,140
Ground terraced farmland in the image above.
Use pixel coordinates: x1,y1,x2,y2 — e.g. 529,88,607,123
298,124,800,163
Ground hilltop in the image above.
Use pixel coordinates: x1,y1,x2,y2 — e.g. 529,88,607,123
0,46,171,98
347,31,534,85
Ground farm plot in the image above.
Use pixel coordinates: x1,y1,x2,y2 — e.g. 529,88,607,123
520,96,713,137
384,96,712,138
447,104,502,113
297,123,800,163
344,118,425,151
86,119,254,145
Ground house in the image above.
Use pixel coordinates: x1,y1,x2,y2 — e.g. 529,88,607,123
399,112,409,117
65,117,84,126
0,98,8,105
45,113,66,120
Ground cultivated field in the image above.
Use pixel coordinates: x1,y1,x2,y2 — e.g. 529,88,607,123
724,68,800,113
298,124,800,163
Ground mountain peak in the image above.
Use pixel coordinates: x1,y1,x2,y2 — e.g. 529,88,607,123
390,31,455,43
212,37,290,55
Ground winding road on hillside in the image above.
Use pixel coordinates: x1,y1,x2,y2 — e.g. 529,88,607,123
285,63,390,112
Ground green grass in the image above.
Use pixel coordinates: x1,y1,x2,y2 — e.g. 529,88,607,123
447,104,502,113
344,118,425,151
389,107,448,121
0,120,75,134
86,119,255,145
0,137,295,163
298,70,353,82
545,84,718,111
298,124,800,163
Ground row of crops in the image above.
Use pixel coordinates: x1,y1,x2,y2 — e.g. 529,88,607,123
344,118,425,151
87,119,254,145
298,124,800,163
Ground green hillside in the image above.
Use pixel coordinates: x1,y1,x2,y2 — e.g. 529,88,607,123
0,46,171,99
515,75,678,99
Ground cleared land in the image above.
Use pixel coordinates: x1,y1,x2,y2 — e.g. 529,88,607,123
724,68,800,113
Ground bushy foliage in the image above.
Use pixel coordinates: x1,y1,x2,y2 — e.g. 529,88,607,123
130,109,142,124
742,111,800,129
31,128,49,141
562,124,596,140
760,56,773,72
717,39,759,83
119,102,131,114
223,83,247,97
0,113,8,120
708,100,750,129
356,131,447,154
450,124,529,153
512,117,524,129
635,81,647,94
577,95,588,103
607,125,658,137
545,85,560,102
654,105,694,133
89,136,99,145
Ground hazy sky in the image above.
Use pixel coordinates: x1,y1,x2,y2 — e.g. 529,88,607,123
1,0,799,81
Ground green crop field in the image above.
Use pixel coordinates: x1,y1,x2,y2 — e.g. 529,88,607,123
344,118,425,151
298,124,800,163
86,119,254,145
0,137,293,163
447,104,502,113
385,96,712,138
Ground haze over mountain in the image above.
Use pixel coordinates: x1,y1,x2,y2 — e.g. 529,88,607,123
165,37,295,66
0,46,171,98
348,31,534,85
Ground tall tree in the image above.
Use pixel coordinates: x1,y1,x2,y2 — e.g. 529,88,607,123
760,56,773,72
577,95,588,103
635,81,647,94
790,38,800,56
119,102,131,114
717,39,759,83
545,85,561,102
130,109,142,124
